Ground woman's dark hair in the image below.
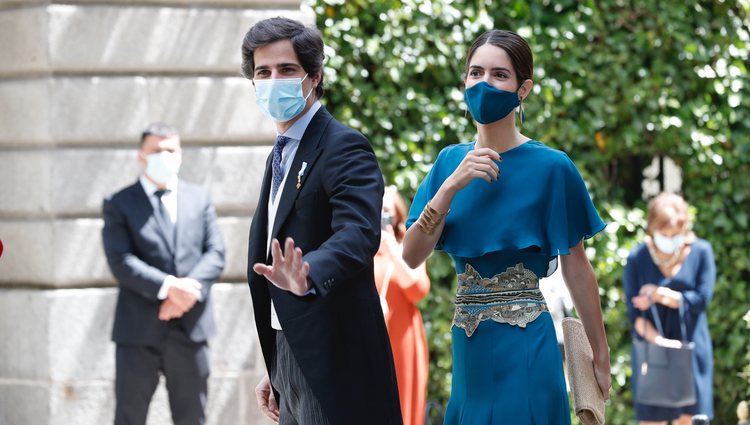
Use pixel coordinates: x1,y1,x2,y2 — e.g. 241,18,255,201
241,17,325,99
464,30,533,87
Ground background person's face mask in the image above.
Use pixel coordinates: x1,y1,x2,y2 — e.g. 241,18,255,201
464,81,520,124
653,232,685,254
254,74,313,122
145,151,181,185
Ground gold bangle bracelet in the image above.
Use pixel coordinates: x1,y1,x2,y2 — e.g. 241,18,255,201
416,202,449,235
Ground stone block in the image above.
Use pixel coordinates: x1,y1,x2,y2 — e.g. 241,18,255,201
48,381,116,425
0,0,303,6
45,4,308,74
47,289,117,381
0,220,55,285
0,290,51,381
0,79,51,145
0,7,49,75
0,288,114,381
0,147,135,217
210,283,258,372
0,216,250,287
49,148,141,216
78,0,304,6
216,217,252,283
146,77,276,144
183,145,271,214
0,382,51,425
0,75,275,146
0,284,264,425
0,144,268,217
0,149,53,216
50,76,149,144
0,283,259,375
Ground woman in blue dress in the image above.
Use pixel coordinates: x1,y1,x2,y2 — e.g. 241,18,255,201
624,193,715,424
402,30,611,424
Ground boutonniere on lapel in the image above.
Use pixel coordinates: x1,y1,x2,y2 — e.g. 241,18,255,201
296,161,308,190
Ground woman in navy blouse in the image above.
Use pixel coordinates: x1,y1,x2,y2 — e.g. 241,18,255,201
624,192,716,424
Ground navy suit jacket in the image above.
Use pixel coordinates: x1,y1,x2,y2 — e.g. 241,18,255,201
102,179,225,346
247,106,402,425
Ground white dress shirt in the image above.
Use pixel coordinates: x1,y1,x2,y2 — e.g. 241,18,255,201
140,176,201,301
268,101,321,330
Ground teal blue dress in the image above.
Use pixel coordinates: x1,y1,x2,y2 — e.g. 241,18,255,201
407,140,605,425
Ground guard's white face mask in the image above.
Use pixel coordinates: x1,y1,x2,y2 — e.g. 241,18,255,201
145,151,181,185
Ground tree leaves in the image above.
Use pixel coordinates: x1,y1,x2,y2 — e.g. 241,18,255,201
313,0,750,421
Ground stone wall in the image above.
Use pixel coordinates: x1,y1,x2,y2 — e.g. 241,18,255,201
0,1,311,423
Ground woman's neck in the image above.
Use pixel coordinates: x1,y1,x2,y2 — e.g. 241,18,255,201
474,115,529,153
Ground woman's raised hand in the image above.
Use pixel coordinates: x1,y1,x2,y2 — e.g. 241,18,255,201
446,147,501,191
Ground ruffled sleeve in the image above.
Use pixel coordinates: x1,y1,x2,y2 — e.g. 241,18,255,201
409,141,604,258
542,152,607,255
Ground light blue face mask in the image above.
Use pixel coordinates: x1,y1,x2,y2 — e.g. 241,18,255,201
653,232,685,254
254,74,314,122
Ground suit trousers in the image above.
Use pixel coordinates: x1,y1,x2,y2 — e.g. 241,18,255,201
114,324,209,425
271,331,331,425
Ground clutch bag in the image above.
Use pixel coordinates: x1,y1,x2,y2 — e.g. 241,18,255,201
562,317,605,425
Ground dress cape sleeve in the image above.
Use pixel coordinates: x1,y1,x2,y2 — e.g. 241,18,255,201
407,143,605,257
541,152,607,255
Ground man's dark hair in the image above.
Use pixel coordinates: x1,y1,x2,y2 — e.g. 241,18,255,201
140,122,178,146
241,17,325,99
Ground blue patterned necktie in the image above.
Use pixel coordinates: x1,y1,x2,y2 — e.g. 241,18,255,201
271,135,291,200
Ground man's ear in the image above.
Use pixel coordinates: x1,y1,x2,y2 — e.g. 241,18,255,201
311,71,323,89
137,150,147,168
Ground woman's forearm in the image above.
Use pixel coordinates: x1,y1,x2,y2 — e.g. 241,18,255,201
561,244,610,366
402,181,458,268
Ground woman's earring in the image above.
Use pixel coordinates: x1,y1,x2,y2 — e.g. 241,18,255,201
518,101,525,126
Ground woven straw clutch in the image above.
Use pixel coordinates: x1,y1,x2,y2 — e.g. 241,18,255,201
562,317,605,425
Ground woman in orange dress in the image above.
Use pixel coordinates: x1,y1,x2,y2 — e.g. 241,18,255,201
374,186,431,425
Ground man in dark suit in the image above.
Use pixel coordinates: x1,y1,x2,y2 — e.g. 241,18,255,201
102,122,225,425
242,17,402,425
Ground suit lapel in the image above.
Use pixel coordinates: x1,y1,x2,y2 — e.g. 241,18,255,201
270,108,331,242
174,182,188,257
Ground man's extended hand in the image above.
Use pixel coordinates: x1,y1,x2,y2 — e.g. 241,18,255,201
253,237,311,296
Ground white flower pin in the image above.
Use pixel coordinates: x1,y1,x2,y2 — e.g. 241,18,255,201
296,161,308,190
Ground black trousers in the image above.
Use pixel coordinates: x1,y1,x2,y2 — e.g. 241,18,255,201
114,326,209,425
271,331,331,425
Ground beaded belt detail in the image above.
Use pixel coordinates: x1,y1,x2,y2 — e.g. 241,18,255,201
453,263,548,337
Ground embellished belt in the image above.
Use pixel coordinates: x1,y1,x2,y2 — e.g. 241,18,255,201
453,263,548,337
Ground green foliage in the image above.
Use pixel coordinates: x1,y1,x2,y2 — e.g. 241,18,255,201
311,0,750,423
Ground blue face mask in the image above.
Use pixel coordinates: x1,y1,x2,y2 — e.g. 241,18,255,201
254,74,313,122
464,81,521,124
